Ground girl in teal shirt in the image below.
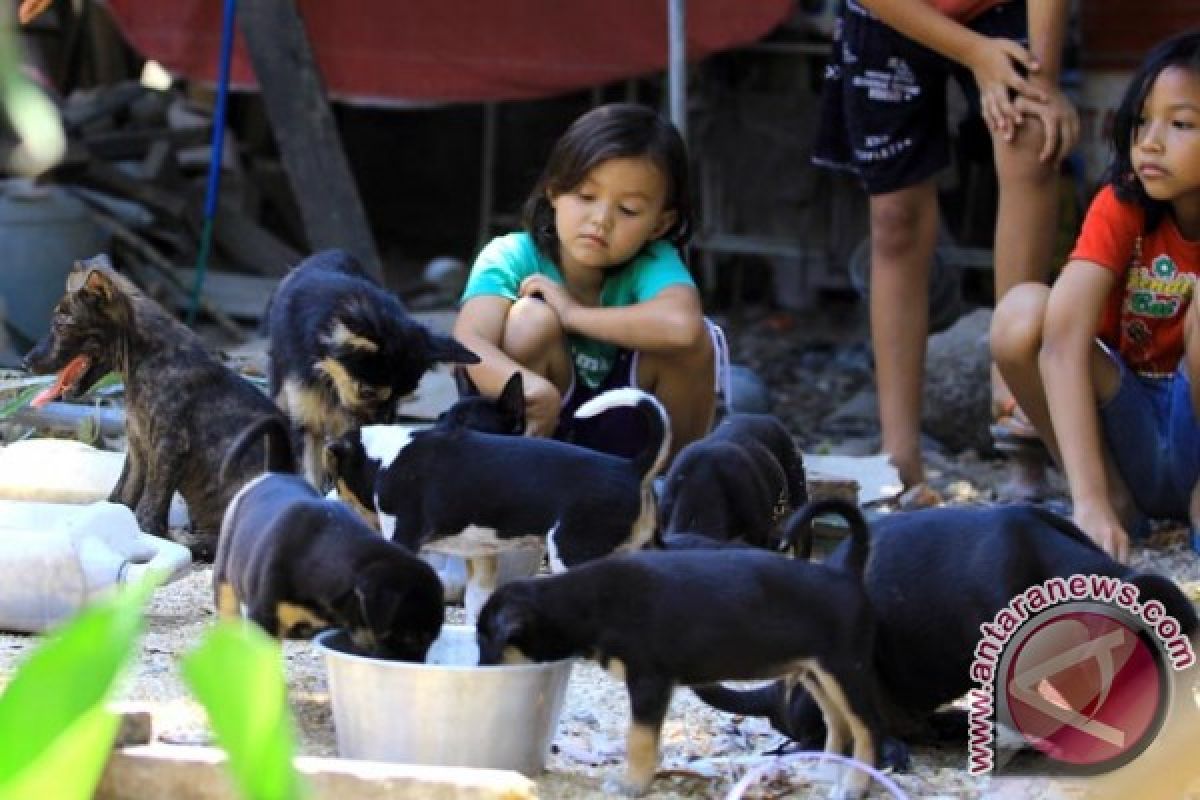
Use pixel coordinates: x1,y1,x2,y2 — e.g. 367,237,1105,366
455,103,717,461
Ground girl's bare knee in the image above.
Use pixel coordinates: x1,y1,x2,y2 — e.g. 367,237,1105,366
991,283,1049,364
503,297,566,360
994,120,1057,185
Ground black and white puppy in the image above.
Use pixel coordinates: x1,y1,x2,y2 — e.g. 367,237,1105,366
694,504,1200,761
214,415,444,661
658,413,806,548
326,388,670,617
476,499,882,797
266,248,478,487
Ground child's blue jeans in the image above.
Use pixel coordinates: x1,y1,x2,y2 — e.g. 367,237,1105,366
1097,346,1200,546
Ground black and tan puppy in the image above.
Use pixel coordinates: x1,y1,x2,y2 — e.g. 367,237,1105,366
214,415,443,661
23,256,288,560
266,249,478,487
476,499,882,797
694,504,1200,763
658,413,806,548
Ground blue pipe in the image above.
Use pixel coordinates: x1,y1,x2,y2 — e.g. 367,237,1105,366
188,0,238,326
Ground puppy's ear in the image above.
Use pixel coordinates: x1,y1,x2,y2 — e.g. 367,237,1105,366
325,317,380,355
354,581,401,631
324,433,363,476
485,599,531,647
496,372,526,432
66,263,118,303
423,330,480,366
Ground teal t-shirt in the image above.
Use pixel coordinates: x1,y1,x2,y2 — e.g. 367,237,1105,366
461,232,695,388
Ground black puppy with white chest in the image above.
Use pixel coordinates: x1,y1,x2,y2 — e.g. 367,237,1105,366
695,504,1200,760
267,249,478,486
23,256,289,560
327,387,670,573
658,413,806,548
476,499,883,797
214,416,443,660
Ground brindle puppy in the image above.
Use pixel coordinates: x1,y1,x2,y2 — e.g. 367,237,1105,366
23,255,290,559
265,249,478,487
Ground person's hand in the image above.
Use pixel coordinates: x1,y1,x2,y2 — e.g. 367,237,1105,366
18,0,53,24
966,36,1046,140
1012,84,1080,164
523,374,562,438
1073,501,1131,563
519,275,578,332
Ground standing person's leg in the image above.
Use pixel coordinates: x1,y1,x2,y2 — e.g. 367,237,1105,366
990,114,1060,408
869,181,939,490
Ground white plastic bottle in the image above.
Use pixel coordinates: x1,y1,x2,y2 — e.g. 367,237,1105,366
0,501,191,632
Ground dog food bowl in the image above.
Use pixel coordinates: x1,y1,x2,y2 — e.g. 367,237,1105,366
314,625,573,775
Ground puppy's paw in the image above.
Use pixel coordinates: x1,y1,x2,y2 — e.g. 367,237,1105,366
601,774,652,797
167,528,216,562
880,735,911,772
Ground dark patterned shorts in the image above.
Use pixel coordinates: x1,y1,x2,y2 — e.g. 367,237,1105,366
812,0,1026,195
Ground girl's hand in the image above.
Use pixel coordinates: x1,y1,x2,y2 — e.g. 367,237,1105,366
967,37,1045,140
1073,502,1131,564
523,373,562,438
1012,85,1080,164
519,275,579,332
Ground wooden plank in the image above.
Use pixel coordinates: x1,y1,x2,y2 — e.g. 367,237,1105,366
210,196,300,277
95,745,537,800
237,0,382,281
166,269,279,321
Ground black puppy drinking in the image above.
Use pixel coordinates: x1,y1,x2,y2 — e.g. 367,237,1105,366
695,504,1200,761
476,498,883,797
658,412,806,548
23,256,288,560
214,415,443,660
266,249,478,486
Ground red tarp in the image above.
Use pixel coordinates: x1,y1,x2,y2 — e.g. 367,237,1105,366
104,1,793,105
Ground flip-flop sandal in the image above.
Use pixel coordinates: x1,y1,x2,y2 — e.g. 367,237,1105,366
991,398,1040,440
893,482,943,511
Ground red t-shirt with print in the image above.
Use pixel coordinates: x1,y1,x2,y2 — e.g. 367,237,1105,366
1069,185,1200,376
928,0,1008,23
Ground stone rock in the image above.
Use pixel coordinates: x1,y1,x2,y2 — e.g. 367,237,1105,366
922,307,992,454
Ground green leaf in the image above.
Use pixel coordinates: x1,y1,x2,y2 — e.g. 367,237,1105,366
182,623,308,800
83,372,123,398
0,384,45,420
0,577,154,800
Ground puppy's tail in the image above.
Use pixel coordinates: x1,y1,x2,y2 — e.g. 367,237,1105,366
575,388,671,484
219,414,297,489
779,498,871,578
692,681,798,739
1128,572,1199,636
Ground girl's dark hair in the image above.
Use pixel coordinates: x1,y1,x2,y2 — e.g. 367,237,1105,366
522,103,693,261
1106,30,1200,232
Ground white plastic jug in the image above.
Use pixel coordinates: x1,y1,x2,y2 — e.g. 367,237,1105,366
0,500,192,632
0,439,190,527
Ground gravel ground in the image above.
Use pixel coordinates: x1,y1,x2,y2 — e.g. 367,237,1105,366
1,299,1198,799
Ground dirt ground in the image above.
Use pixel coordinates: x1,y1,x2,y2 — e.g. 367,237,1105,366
2,300,1199,798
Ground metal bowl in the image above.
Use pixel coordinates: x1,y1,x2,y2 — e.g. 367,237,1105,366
314,625,573,775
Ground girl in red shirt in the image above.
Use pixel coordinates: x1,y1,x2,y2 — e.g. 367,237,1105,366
991,30,1200,561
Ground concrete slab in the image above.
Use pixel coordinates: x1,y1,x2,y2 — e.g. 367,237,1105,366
95,744,537,800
